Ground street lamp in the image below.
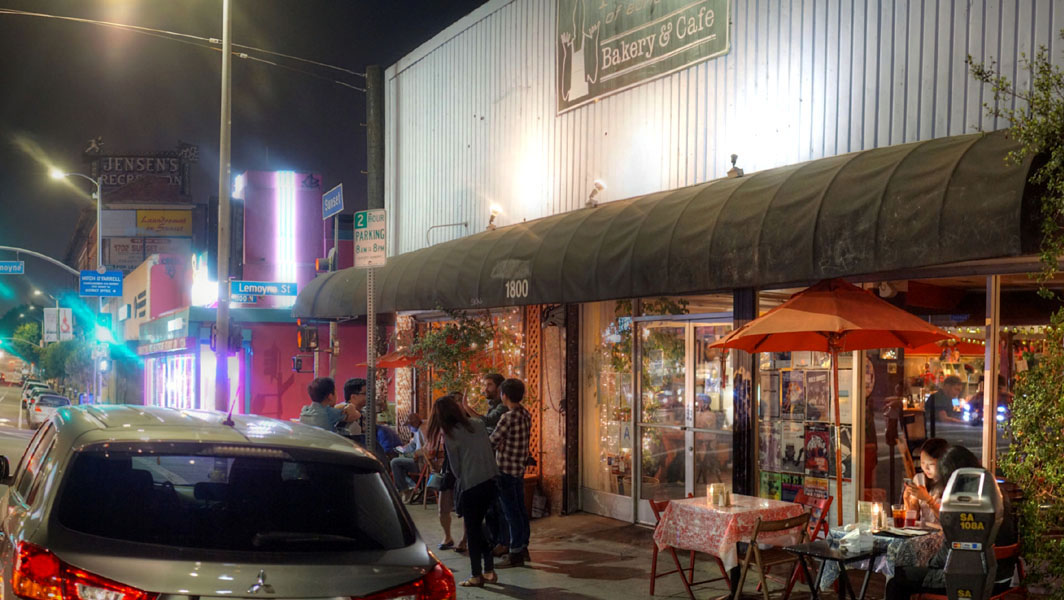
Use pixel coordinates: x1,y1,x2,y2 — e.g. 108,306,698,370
50,167,106,404
34,289,58,310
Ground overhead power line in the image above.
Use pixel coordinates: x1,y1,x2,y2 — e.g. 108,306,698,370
0,7,366,92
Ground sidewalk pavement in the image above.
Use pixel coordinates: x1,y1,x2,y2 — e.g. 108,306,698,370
405,499,734,600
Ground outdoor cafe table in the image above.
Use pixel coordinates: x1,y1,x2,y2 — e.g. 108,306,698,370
652,494,807,571
815,527,945,590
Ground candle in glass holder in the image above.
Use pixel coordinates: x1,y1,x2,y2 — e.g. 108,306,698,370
871,503,881,529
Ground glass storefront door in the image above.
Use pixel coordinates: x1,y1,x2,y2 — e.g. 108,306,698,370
636,319,734,523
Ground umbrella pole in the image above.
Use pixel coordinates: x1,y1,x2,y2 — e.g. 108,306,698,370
832,349,844,526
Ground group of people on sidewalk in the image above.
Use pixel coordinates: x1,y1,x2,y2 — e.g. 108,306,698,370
425,373,533,588
298,372,533,589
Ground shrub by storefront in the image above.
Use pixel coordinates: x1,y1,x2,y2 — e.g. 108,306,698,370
969,29,1064,598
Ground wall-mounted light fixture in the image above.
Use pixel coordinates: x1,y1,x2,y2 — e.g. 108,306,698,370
586,179,606,208
727,154,744,178
487,204,502,231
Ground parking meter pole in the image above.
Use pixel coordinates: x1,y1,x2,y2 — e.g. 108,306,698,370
940,468,1003,600
366,267,377,454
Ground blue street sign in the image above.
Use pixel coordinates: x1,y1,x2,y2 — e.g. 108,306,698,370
230,280,297,297
0,261,25,275
79,270,124,297
322,183,344,220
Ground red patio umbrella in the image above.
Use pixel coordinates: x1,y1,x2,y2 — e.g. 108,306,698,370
711,279,952,523
358,349,421,369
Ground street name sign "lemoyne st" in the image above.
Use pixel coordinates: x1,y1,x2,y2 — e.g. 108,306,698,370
230,280,297,297
354,209,386,268
0,261,25,275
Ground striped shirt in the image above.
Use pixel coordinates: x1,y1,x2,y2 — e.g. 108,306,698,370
489,404,531,478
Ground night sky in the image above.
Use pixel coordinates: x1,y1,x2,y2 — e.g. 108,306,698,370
0,0,486,315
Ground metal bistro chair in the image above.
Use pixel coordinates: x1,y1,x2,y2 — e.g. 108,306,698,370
649,497,731,599
733,512,810,600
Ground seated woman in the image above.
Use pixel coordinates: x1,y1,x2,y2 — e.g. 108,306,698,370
904,438,950,525
886,445,1017,600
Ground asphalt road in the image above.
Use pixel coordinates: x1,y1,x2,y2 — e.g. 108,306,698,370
0,384,38,464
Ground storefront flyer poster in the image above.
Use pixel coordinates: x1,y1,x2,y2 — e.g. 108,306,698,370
804,424,831,475
780,368,806,420
780,421,805,473
804,369,831,421
759,421,780,471
781,473,804,503
829,425,853,480
759,371,780,418
836,369,853,423
760,471,782,500
804,475,830,500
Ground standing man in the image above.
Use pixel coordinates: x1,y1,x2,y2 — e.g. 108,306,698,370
925,375,965,438
490,378,532,568
482,373,508,432
300,377,357,431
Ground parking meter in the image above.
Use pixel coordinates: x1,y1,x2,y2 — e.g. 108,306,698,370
940,468,1003,600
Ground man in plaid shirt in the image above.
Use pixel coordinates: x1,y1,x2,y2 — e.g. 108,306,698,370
490,378,531,567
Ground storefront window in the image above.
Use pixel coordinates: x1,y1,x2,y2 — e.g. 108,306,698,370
757,350,854,522
580,302,633,495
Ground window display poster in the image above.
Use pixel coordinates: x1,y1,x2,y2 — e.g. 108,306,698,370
829,425,853,480
780,369,805,420
760,471,781,500
804,424,831,475
781,473,803,503
759,372,780,418
804,475,829,500
805,370,831,421
780,421,805,473
759,421,780,471
836,369,853,423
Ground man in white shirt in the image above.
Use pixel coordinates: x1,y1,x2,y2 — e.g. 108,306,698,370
390,413,427,503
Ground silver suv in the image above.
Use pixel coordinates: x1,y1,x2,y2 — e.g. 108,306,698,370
0,405,456,599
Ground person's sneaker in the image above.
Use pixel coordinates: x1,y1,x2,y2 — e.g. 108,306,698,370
495,552,525,568
491,544,509,557
400,489,414,503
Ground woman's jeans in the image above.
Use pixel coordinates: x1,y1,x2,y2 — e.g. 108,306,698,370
460,479,498,578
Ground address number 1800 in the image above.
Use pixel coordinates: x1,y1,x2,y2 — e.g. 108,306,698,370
504,279,529,299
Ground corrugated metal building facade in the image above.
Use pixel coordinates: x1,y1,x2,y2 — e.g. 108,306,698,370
386,0,1064,255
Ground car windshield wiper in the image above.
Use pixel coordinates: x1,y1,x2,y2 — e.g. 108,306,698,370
252,531,361,548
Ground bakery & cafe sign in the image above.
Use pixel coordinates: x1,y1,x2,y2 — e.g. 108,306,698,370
556,0,730,113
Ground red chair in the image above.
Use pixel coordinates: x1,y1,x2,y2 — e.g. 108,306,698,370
408,459,438,508
915,544,1027,600
649,498,731,599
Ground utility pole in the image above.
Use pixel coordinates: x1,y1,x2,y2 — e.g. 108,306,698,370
365,64,384,453
214,0,233,412
329,214,339,379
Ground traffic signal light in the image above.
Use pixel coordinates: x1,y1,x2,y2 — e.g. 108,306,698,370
296,323,319,352
314,248,338,273
98,358,110,373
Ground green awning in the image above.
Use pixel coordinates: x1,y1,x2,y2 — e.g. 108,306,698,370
294,131,1038,319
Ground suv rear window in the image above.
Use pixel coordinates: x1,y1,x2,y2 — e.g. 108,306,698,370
36,395,69,407
55,446,412,552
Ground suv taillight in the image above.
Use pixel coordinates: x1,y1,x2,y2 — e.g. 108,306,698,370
354,562,456,600
13,542,158,600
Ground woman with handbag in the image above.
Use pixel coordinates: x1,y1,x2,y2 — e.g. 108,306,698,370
430,432,466,552
427,394,499,587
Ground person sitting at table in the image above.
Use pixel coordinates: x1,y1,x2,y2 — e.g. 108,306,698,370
885,445,1017,600
903,437,949,524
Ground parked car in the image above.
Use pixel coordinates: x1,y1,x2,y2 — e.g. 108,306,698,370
23,386,54,412
0,405,456,599
26,394,70,428
19,381,47,409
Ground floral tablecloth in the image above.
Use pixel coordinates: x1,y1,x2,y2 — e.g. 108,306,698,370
653,494,806,570
816,528,945,590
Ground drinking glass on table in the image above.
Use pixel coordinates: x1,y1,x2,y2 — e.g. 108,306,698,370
892,504,906,528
